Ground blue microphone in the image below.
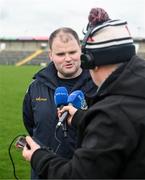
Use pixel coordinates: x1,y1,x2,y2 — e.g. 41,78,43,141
67,90,88,110
54,87,68,108
56,90,88,127
54,87,69,131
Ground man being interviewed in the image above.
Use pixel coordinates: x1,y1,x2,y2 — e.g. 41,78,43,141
22,8,145,179
22,27,96,179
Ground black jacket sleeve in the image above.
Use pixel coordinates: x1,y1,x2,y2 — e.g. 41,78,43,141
23,88,34,136
30,105,137,179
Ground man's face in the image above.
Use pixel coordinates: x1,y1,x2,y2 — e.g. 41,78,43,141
89,64,118,87
49,33,82,79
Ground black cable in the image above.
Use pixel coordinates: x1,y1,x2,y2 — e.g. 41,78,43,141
54,127,62,153
54,121,68,153
8,134,26,180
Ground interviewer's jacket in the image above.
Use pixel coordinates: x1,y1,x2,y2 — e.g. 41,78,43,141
31,55,145,179
23,62,96,159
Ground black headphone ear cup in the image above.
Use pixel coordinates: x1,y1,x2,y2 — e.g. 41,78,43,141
81,51,95,69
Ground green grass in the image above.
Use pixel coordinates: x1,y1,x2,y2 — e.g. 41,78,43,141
0,65,41,179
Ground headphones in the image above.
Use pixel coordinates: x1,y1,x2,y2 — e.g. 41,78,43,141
81,26,96,69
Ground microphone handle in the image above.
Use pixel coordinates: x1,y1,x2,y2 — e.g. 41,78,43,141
63,120,68,138
56,111,68,128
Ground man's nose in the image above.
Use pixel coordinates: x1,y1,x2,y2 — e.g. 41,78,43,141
64,54,72,61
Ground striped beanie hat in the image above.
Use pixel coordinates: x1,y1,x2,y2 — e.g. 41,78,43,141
81,8,135,68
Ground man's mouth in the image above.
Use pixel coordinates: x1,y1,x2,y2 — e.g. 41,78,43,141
65,63,73,68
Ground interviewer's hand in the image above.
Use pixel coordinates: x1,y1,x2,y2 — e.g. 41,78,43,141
22,136,40,161
57,105,77,125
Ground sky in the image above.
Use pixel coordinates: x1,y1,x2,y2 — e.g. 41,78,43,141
0,0,145,39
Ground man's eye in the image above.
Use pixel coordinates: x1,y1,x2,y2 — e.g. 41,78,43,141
69,51,76,55
57,53,65,56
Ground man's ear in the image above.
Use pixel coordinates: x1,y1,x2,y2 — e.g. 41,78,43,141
48,49,52,61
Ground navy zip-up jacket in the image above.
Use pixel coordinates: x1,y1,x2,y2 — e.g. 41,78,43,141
23,62,96,158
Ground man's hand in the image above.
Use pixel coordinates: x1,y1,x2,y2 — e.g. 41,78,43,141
22,136,40,161
57,105,77,125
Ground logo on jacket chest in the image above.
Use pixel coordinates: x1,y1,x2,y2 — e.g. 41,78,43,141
35,96,47,101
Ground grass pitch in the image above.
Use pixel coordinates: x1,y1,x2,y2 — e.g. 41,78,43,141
0,65,41,179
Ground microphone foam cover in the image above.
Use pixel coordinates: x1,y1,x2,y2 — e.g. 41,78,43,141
67,90,86,109
54,87,68,107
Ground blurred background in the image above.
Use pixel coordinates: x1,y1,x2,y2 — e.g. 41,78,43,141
0,0,145,179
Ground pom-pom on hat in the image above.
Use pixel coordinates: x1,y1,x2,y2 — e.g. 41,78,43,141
81,7,135,69
88,7,110,27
